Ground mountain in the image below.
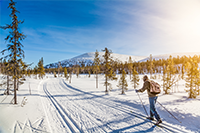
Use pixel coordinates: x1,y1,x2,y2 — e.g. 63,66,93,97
44,52,147,68
45,52,200,68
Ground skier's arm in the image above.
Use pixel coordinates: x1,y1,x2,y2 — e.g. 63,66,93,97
137,81,149,93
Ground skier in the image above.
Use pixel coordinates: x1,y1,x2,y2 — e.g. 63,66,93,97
135,75,162,125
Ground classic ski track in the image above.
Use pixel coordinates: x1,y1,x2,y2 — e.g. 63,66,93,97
57,80,110,133
42,82,82,133
60,78,188,133
58,79,167,133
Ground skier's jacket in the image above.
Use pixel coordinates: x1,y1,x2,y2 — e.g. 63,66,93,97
137,80,158,97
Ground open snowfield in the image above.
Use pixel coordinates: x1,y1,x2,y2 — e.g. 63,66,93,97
0,74,200,133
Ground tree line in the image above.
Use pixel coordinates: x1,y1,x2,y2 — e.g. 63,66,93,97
28,49,200,99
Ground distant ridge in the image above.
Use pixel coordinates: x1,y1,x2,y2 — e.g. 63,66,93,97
45,52,147,68
45,52,200,68
139,52,200,62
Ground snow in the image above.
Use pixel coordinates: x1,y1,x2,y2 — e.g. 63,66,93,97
0,74,199,133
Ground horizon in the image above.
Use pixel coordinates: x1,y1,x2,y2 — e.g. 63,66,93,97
1,0,200,67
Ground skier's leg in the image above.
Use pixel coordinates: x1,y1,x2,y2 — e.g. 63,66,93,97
149,97,154,118
149,97,161,121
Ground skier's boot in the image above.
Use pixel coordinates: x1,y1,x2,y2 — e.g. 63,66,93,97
155,119,162,125
146,117,154,120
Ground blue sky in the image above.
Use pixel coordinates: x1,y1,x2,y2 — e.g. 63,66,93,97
1,0,200,67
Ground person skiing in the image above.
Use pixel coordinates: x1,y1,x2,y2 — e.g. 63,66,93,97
135,75,162,125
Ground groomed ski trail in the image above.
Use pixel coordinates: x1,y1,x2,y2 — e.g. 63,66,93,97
40,78,188,133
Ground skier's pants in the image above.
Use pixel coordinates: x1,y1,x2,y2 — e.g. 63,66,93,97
149,96,161,121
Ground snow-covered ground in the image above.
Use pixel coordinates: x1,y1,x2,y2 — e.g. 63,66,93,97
0,74,200,133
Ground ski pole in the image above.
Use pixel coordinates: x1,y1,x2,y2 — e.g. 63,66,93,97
157,101,182,123
136,91,148,117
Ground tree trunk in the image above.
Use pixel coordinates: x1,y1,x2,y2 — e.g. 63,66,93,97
14,77,17,104
6,75,9,95
96,73,98,88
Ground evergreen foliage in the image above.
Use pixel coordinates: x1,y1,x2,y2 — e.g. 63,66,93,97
128,56,133,79
64,67,68,80
185,59,200,98
131,67,140,89
161,56,179,94
102,47,117,94
0,60,13,95
94,50,100,88
117,69,128,94
0,0,26,104
37,57,45,79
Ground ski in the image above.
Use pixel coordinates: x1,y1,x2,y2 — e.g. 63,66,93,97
130,111,176,132
145,118,163,128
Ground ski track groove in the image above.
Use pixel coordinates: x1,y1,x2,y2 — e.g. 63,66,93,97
57,80,111,133
60,78,188,133
41,77,187,133
59,79,163,133
43,82,82,133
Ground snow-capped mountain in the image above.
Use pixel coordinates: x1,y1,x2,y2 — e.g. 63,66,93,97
44,52,147,68
45,52,200,68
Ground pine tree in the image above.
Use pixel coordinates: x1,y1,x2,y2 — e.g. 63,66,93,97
162,64,166,92
185,59,200,98
58,62,62,77
163,65,172,94
149,54,153,78
163,64,179,94
117,69,128,94
102,47,117,94
64,67,68,80
128,56,133,79
94,50,100,88
37,57,45,79
0,0,26,104
131,67,140,89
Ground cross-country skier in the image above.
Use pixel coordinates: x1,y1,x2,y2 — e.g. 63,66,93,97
135,75,162,125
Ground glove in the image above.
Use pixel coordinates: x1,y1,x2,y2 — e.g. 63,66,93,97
135,89,139,93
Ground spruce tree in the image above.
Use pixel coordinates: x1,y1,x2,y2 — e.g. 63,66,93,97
163,64,179,94
37,57,45,79
64,67,68,80
16,59,28,90
131,67,140,89
149,54,153,78
117,69,128,94
185,59,200,98
0,0,26,104
102,47,117,94
128,56,133,79
94,50,100,88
